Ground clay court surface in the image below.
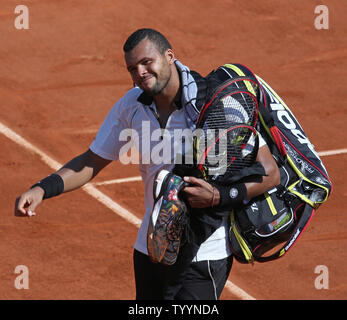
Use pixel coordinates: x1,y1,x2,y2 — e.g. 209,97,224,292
0,1,346,300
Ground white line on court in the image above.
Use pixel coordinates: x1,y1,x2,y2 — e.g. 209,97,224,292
0,122,141,227
225,281,256,300
82,184,141,227
318,148,347,157
92,176,142,186
0,120,253,300
0,122,61,171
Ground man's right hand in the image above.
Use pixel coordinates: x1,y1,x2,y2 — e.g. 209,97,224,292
15,186,45,217
14,149,112,218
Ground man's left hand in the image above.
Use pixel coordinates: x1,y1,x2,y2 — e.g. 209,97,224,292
182,176,219,208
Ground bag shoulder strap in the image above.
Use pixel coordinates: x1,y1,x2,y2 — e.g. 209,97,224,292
190,70,207,112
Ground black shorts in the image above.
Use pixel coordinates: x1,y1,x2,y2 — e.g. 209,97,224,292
133,249,233,300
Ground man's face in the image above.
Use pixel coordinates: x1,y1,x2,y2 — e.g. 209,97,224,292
125,39,173,96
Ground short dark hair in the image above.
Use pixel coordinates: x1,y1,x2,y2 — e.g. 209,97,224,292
123,28,172,54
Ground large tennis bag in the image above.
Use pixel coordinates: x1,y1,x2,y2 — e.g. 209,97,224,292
215,64,332,263
192,63,332,264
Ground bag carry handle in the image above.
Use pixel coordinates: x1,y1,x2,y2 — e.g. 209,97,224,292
254,202,315,262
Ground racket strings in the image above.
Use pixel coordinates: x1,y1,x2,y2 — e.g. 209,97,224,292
196,85,259,177
203,92,257,130
199,127,258,175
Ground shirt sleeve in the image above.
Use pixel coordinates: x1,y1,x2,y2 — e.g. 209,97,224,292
241,129,267,157
259,131,266,148
89,95,133,161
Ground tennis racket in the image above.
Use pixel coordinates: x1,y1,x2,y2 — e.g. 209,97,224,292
194,77,260,181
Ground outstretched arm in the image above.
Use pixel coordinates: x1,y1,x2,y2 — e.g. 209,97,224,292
15,149,112,216
183,144,280,208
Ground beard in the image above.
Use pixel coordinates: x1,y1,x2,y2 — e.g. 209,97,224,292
142,68,172,96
